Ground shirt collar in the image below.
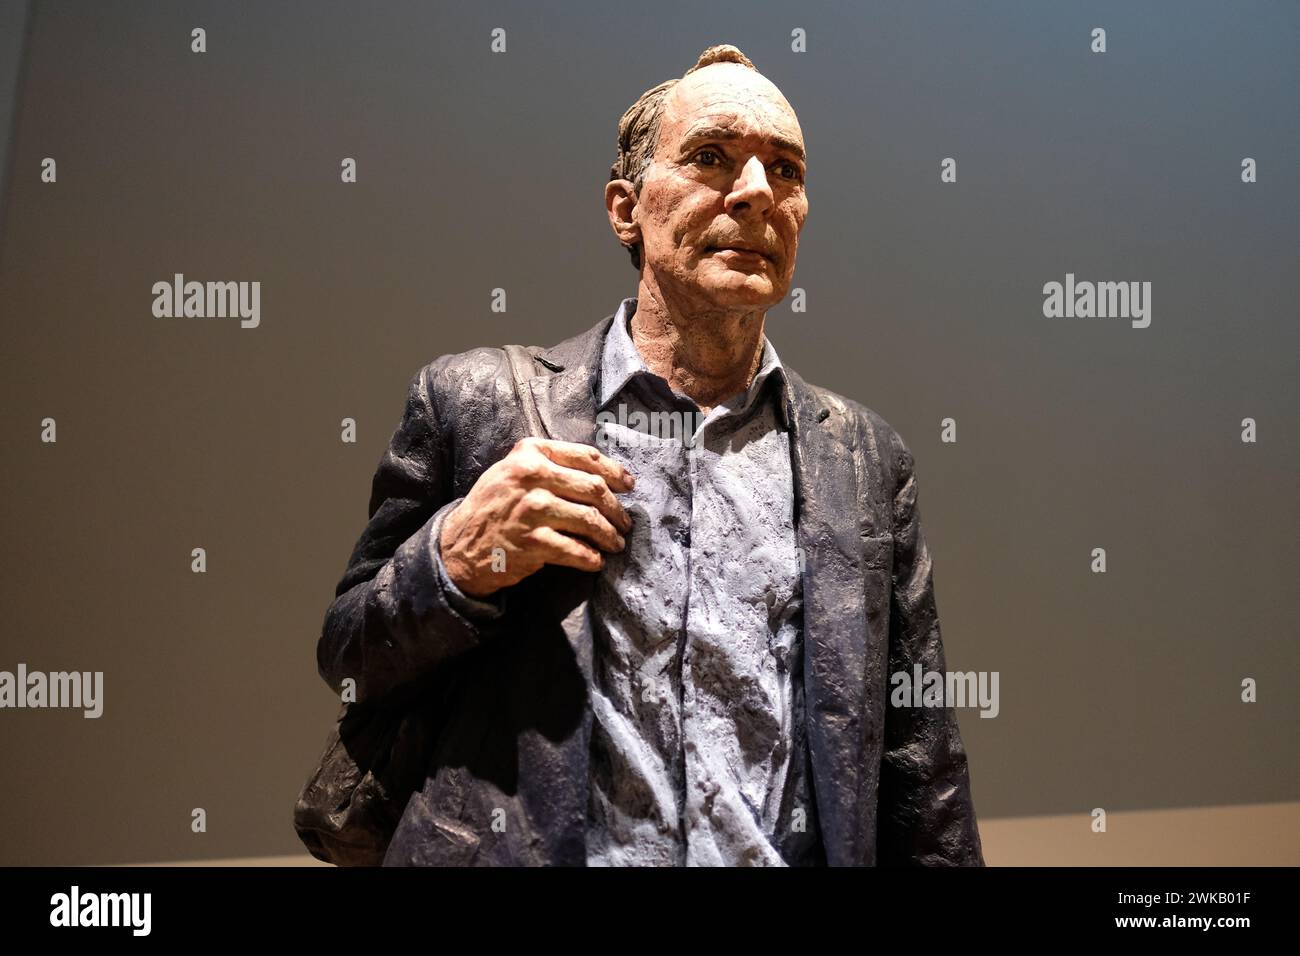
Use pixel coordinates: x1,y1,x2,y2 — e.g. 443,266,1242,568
597,296,789,423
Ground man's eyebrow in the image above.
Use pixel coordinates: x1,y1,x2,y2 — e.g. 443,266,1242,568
679,125,806,162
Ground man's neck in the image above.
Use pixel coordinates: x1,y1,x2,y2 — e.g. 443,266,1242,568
629,279,767,414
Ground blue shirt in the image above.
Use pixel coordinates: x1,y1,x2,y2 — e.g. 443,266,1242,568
585,298,818,866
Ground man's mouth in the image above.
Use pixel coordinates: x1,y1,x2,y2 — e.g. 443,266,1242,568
709,245,772,263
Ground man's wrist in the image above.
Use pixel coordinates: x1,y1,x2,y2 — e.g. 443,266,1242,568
431,502,506,621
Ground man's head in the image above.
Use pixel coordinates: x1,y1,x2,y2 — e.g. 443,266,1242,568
607,44,808,312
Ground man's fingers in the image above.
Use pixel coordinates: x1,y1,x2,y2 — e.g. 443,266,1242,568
523,437,634,492
534,459,632,533
545,495,626,552
521,489,625,552
528,526,604,573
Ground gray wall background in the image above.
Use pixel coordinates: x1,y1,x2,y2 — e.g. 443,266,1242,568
0,0,1296,865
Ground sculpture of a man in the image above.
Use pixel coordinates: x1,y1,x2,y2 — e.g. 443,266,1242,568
315,43,984,866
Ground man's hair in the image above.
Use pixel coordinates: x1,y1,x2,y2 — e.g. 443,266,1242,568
610,44,758,271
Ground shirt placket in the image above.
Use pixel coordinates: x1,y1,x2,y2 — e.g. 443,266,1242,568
681,406,735,866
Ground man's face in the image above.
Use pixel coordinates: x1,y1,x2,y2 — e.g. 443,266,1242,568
632,63,808,310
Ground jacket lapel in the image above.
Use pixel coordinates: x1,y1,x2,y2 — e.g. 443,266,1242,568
527,315,612,447
784,370,875,866
486,315,614,865
523,316,612,681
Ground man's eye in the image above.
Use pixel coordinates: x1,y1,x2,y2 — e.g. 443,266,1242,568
777,162,803,182
693,149,722,167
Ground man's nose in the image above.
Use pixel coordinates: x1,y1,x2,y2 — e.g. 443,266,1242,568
724,155,774,217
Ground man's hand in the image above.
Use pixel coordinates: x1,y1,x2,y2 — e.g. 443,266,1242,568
438,437,635,597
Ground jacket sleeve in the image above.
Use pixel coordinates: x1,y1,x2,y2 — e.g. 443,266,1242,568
316,359,506,706
877,431,985,865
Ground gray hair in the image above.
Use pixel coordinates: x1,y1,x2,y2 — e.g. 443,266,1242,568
610,44,757,271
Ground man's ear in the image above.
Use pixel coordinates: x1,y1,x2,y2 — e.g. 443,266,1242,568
605,178,641,249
